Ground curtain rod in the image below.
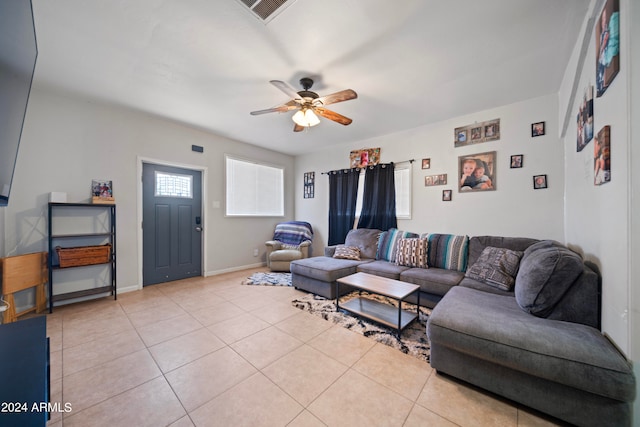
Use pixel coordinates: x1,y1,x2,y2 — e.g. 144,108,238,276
321,159,414,175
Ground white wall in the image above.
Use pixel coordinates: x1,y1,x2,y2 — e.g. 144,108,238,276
295,94,565,258
3,87,294,307
559,0,631,356
627,0,639,418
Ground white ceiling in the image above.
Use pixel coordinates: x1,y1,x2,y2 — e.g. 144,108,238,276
31,0,589,156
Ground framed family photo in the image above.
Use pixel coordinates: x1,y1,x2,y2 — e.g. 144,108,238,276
425,174,447,187
421,158,431,169
596,0,620,97
442,189,452,201
458,151,496,192
533,174,548,189
531,122,545,137
454,119,500,147
594,126,611,185
510,154,523,168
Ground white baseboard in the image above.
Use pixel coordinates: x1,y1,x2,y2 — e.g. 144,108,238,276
205,262,266,277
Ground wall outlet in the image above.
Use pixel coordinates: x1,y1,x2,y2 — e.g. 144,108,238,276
253,248,259,257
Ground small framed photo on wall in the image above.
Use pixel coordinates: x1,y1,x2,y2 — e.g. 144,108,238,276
421,158,431,169
531,122,545,137
510,154,523,168
442,189,452,201
533,174,548,189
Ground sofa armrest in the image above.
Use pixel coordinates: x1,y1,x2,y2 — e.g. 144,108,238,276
299,240,311,258
266,240,282,249
265,241,282,268
325,245,338,257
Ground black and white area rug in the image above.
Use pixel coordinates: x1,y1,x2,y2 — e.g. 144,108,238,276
292,292,431,362
242,272,292,286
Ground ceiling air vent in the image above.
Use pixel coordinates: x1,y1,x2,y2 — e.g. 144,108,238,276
235,0,297,23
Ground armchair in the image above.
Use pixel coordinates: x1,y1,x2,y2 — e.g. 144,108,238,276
265,221,313,272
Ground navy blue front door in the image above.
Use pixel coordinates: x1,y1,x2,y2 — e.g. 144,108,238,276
142,163,202,286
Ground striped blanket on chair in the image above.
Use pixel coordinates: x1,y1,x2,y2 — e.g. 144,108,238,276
273,221,313,246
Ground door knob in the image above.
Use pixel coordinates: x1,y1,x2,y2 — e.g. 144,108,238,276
195,226,203,232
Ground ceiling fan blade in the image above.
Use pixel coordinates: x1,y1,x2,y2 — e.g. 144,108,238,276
250,104,298,115
315,107,353,126
316,89,357,106
270,80,303,101
293,123,305,132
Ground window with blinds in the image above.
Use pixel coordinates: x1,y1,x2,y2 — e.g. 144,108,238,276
225,155,284,216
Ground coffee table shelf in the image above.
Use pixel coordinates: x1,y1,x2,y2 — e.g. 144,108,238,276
340,297,417,330
336,272,420,336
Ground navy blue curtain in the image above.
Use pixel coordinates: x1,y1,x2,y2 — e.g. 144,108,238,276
328,169,360,245
357,163,397,231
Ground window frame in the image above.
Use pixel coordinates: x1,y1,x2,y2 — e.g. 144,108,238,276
154,171,194,198
354,162,412,222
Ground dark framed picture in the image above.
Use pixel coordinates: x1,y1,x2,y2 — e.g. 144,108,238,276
442,190,452,201
577,85,594,152
532,122,545,137
458,151,496,192
596,0,620,97
303,172,315,198
421,158,430,169
510,154,523,169
533,174,548,189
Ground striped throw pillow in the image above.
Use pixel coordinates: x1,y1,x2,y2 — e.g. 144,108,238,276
422,233,469,272
377,228,419,262
395,238,429,268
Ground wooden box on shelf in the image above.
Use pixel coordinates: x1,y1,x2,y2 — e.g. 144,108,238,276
92,196,115,204
55,243,111,268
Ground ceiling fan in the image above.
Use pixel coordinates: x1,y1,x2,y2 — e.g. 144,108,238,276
250,78,357,132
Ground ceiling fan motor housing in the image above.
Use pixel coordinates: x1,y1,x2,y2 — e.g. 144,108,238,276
298,78,318,99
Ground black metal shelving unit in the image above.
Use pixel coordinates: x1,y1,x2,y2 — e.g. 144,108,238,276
47,202,117,312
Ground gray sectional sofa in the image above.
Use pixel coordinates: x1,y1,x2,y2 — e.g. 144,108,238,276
290,229,636,427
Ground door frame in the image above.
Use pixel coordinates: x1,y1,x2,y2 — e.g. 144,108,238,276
136,156,208,290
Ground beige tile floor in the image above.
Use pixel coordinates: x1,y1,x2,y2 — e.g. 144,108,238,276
43,268,565,427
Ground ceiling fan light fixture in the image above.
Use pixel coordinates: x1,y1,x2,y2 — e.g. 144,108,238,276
292,108,320,127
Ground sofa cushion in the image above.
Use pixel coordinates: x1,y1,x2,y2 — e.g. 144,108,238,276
465,246,523,291
515,240,584,317
377,228,418,262
422,233,469,272
395,238,428,268
333,245,360,260
399,267,464,296
356,260,410,280
290,256,371,283
428,286,636,403
458,277,515,296
468,236,539,267
344,228,382,260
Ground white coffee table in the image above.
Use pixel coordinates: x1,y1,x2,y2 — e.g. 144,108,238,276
336,272,420,336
